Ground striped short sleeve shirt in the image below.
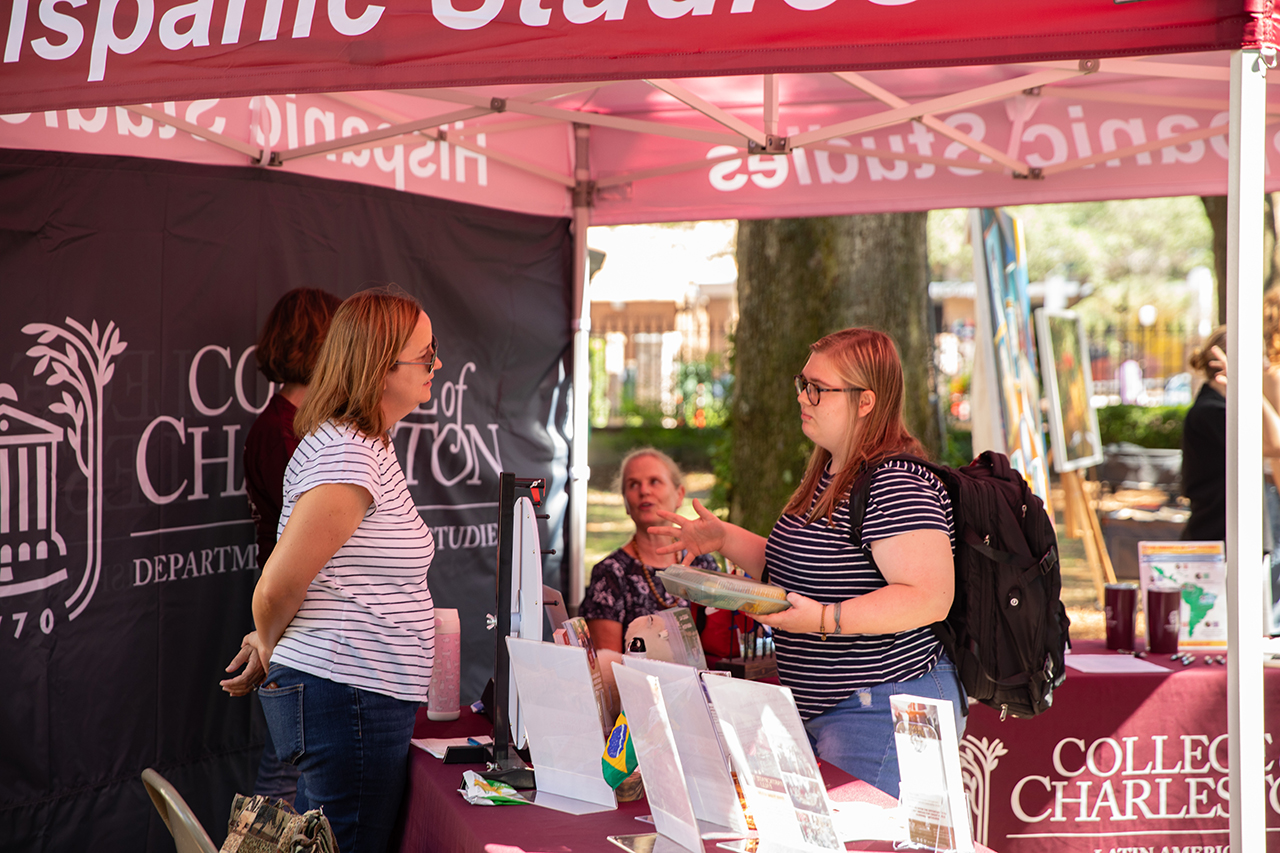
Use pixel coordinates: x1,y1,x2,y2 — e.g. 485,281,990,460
271,421,436,703
764,459,954,720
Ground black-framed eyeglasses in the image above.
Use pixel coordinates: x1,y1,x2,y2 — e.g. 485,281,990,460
394,335,438,370
794,374,866,406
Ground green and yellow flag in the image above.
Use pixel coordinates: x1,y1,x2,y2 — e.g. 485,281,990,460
601,712,637,788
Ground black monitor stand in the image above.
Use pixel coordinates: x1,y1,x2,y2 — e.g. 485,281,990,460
480,471,547,790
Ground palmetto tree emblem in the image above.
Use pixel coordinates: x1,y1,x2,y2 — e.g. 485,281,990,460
23,318,127,620
960,734,1008,848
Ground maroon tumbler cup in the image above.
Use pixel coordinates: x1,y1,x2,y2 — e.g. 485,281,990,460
1105,582,1139,651
1146,584,1182,654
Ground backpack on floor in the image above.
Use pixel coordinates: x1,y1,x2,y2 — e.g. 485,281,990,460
850,451,1070,720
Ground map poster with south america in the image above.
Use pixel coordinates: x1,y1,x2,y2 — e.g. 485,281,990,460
1138,541,1227,651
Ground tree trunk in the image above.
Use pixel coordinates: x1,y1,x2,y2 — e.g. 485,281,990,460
1201,193,1280,323
1201,195,1228,324
730,213,937,537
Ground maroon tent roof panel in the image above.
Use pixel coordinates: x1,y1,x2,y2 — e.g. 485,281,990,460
1,0,1274,115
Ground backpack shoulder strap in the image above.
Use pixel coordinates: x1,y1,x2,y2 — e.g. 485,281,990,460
848,453,944,549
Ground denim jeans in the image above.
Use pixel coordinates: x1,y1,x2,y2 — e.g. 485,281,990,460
251,709,301,804
258,664,419,853
802,655,966,799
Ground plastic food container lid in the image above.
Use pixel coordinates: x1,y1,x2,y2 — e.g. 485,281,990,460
656,566,791,615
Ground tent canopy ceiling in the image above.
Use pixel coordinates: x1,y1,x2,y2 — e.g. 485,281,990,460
5,51,1278,223
1,0,1275,115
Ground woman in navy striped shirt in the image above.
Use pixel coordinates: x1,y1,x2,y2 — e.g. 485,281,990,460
228,288,440,852
654,327,964,798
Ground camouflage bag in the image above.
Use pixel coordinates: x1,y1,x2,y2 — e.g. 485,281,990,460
220,793,339,853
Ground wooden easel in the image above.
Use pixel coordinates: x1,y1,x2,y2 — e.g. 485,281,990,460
1059,468,1117,605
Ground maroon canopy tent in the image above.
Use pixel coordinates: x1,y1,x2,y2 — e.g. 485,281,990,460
1,0,1277,850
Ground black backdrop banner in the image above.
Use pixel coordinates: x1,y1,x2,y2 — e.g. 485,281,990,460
0,149,573,852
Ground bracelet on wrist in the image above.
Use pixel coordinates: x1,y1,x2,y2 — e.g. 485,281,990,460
819,604,828,641
833,601,842,636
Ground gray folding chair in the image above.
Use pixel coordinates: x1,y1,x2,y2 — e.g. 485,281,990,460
141,767,219,853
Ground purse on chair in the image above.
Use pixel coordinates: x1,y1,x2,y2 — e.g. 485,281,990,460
219,794,339,853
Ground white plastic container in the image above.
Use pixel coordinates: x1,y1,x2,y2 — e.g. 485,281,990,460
427,608,461,721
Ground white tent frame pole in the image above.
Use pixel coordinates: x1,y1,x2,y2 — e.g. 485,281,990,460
123,104,263,159
789,67,1083,148
831,71,1032,175
1226,45,1268,853
646,78,768,146
270,105,492,163
568,122,592,611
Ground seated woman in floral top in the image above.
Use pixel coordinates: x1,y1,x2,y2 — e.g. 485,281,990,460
579,448,719,653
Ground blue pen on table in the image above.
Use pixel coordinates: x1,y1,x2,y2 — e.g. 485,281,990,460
467,738,483,746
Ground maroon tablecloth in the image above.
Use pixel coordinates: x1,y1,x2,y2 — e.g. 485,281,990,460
962,639,1280,853
394,708,988,853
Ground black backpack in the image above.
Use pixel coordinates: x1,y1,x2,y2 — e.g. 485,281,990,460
849,451,1070,720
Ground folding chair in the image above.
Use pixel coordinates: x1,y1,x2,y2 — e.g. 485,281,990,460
141,767,219,853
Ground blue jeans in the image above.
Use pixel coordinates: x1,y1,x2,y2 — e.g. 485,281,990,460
251,712,300,804
803,655,966,799
258,665,419,853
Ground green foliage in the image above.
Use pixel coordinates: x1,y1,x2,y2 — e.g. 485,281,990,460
672,356,732,429
587,425,726,488
1095,404,1189,449
928,198,1212,293
940,426,974,468
588,336,611,429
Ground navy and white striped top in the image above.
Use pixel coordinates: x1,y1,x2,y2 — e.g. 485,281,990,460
271,421,435,703
764,459,954,720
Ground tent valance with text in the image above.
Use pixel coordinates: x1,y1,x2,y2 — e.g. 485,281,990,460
1,0,1275,115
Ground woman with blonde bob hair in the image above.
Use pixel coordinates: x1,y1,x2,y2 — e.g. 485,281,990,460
226,287,441,853
653,327,962,798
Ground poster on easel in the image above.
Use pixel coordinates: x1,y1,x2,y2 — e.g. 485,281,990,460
1034,308,1104,473
969,207,1051,503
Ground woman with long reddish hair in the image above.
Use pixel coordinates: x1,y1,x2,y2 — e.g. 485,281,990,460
653,327,963,798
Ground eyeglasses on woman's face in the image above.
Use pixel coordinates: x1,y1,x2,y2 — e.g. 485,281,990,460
793,374,866,406
394,335,438,370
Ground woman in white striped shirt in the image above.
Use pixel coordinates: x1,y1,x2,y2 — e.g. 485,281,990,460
230,288,440,852
653,327,964,797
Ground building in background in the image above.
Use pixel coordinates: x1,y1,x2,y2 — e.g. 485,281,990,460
587,223,737,427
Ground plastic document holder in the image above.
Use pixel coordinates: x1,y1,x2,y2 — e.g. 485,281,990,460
656,566,791,615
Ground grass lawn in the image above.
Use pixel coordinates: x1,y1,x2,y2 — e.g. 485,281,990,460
584,474,1106,641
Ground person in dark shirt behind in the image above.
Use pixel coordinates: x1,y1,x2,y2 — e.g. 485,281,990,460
245,288,343,564
1180,324,1280,543
1180,327,1228,541
231,287,341,803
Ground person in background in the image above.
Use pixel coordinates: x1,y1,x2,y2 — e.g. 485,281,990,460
222,288,439,853
1180,324,1280,542
244,288,343,567
223,288,341,804
651,327,961,799
579,447,721,654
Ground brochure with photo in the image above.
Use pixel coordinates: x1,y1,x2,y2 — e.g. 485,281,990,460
701,676,842,852
890,695,973,853
624,657,749,835
562,616,611,732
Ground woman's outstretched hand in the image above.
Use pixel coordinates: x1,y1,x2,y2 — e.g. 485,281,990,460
649,499,724,564
753,592,825,633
